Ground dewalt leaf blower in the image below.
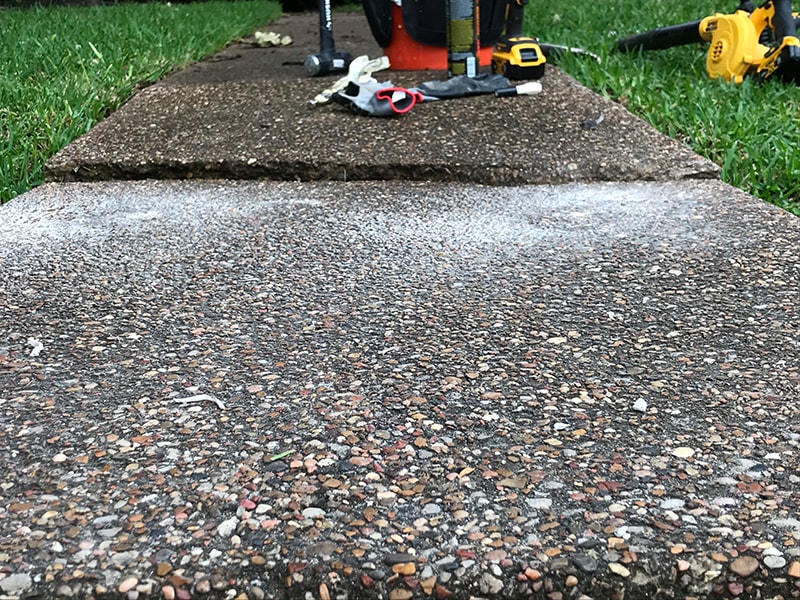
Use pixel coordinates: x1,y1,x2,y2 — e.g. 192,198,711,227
615,0,800,84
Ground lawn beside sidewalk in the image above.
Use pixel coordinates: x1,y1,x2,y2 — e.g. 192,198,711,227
0,0,281,204
530,0,800,215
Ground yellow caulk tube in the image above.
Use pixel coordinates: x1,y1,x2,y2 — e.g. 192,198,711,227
447,0,479,77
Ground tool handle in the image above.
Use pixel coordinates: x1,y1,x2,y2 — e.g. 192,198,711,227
495,81,542,96
773,0,798,39
504,0,528,37
317,0,335,53
614,20,703,52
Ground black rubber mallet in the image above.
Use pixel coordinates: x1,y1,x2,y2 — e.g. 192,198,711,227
304,0,352,76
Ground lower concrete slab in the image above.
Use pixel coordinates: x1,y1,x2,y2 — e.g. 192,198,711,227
2,179,800,599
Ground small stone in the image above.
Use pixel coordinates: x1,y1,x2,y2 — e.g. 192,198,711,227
384,553,416,566
176,589,191,600
479,573,503,595
216,517,238,538
119,578,139,594
389,590,413,600
195,579,211,594
162,585,175,600
263,460,288,472
676,560,690,572
421,577,436,595
157,563,173,576
167,575,192,588
524,568,541,581
392,563,416,576
53,453,68,463
319,583,330,600
435,584,452,599
248,586,265,600
56,584,74,597
306,541,337,557
632,398,648,412
421,503,441,515
527,498,553,510
764,555,786,569
789,561,800,578
572,554,598,573
377,490,397,505
704,570,722,583
710,552,728,563
0,574,33,593
565,575,579,587
728,582,744,596
772,518,800,529
209,574,227,591
672,447,695,458
608,563,630,577
97,527,122,538
730,556,759,577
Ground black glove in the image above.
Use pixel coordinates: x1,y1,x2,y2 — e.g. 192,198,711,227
415,74,510,99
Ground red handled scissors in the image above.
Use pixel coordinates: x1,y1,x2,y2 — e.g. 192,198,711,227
374,87,424,114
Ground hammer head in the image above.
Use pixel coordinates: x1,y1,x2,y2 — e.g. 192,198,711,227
305,51,353,77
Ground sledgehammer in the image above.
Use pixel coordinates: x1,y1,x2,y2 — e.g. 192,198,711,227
304,0,352,76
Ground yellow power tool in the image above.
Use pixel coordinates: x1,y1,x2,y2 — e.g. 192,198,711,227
615,0,800,84
491,0,546,80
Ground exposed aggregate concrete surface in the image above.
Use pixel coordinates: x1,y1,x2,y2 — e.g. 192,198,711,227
44,13,718,187
2,179,800,600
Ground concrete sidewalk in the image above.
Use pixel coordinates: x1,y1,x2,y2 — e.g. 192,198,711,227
44,12,718,187
2,11,800,600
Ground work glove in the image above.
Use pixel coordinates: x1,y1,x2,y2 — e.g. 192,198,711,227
415,73,509,99
332,81,423,117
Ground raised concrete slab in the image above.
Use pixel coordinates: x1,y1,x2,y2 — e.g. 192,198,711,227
44,13,719,186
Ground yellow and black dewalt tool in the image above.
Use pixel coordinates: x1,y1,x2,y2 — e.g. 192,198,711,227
615,0,800,84
492,35,547,79
491,0,601,80
491,0,546,79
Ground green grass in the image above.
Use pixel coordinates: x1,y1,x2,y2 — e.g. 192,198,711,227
0,0,280,203
526,0,800,214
